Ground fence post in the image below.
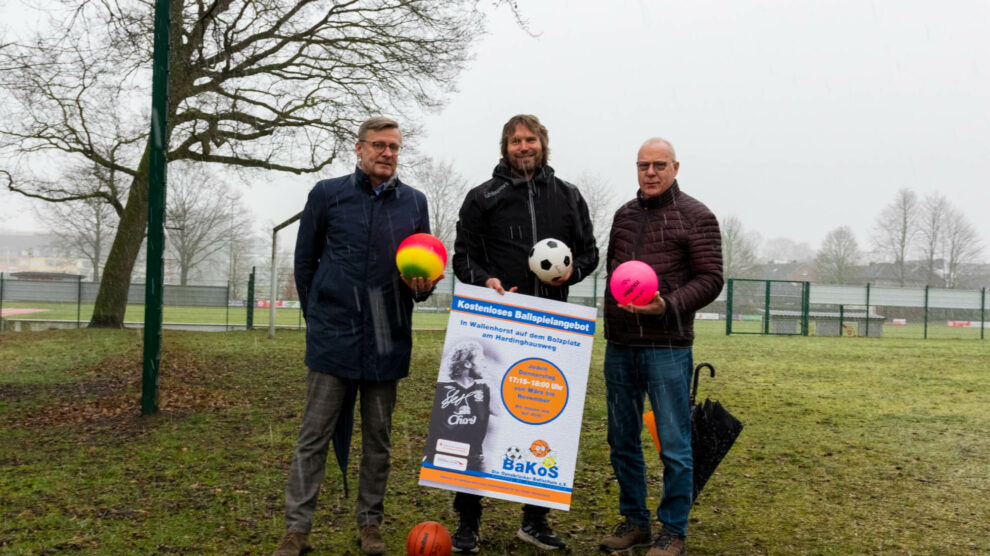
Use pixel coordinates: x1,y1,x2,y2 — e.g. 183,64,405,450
839,304,845,336
592,271,598,309
247,266,255,330
225,281,230,332
77,275,83,328
864,283,871,337
763,280,771,335
0,272,4,332
801,281,810,336
981,287,985,341
923,285,929,340
725,279,733,335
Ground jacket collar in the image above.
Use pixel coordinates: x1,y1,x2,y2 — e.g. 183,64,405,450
492,159,555,187
637,180,680,209
353,165,400,195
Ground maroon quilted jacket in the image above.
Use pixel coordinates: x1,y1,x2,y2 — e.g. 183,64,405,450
603,181,724,347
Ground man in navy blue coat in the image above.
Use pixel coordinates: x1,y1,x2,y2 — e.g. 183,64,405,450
272,117,440,556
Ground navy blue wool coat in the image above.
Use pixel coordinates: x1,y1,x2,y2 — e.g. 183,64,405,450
294,167,431,381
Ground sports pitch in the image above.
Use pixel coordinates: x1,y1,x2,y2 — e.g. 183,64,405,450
0,324,988,554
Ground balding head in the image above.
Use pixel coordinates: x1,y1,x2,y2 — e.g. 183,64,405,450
638,138,676,162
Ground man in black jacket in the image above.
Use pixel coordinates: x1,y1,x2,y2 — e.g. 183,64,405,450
450,114,599,552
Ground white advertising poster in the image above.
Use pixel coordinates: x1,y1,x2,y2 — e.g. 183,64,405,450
418,283,597,510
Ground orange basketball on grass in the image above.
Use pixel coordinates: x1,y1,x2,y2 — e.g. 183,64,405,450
406,521,452,556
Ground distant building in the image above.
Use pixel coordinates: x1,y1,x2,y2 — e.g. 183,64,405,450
0,232,87,275
762,261,816,282
10,271,84,281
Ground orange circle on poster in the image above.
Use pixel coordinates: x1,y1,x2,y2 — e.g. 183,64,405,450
500,358,569,425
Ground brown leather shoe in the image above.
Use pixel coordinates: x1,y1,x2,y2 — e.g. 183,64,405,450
359,524,386,555
599,519,652,552
646,529,686,556
272,530,311,556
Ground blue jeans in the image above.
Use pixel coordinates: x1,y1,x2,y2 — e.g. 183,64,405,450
604,343,693,536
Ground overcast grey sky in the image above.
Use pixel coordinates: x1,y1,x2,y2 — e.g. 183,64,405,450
2,0,988,262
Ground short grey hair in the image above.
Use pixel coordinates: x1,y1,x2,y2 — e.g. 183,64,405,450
358,117,400,140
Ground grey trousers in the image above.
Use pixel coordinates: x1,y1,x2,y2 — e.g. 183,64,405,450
284,371,397,532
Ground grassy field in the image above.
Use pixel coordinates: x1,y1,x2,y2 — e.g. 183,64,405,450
1,326,988,555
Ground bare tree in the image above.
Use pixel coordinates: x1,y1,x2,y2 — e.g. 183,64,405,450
941,206,984,289
815,226,861,285
164,163,251,285
37,196,117,282
761,237,813,263
720,215,761,279
227,234,259,300
2,0,497,327
574,170,618,267
871,188,918,286
407,157,469,254
918,192,949,286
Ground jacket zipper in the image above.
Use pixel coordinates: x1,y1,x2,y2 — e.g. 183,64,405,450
632,204,649,259
527,179,539,293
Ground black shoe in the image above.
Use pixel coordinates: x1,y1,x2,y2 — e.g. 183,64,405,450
452,516,480,553
517,514,567,550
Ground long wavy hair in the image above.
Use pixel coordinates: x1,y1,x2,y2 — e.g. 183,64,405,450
499,114,550,168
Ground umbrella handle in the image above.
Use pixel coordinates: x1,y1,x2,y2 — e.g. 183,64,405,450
691,362,715,407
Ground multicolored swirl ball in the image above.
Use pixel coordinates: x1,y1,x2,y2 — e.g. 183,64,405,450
395,233,447,281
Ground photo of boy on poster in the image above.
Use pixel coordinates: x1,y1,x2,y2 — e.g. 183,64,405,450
424,339,501,472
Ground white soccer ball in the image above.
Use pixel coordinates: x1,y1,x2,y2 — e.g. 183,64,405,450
528,238,572,282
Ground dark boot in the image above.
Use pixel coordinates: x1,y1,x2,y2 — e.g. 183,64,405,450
517,511,567,550
451,514,480,553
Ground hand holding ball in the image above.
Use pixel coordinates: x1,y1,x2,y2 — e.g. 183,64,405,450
528,238,572,282
406,521,452,556
610,260,658,306
396,233,447,281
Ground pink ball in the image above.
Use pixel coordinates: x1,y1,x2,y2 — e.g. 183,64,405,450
610,260,658,306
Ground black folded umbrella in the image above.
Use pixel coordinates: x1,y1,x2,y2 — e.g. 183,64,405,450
690,362,744,501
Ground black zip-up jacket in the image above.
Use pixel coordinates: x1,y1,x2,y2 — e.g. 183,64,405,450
453,160,599,302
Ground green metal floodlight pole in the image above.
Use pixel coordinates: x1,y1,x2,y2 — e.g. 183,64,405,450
141,0,171,416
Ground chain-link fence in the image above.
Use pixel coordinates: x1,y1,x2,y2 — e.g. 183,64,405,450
723,278,988,339
4,272,985,340
0,269,610,332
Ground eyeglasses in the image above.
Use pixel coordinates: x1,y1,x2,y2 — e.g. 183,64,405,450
359,140,401,153
636,161,672,172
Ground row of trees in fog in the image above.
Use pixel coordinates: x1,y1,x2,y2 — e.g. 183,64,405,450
721,188,985,288
38,162,252,287
17,143,987,292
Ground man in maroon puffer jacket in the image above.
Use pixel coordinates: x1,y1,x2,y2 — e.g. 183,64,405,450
598,138,723,556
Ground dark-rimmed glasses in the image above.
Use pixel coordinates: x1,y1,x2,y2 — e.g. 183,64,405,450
359,140,401,153
636,161,671,172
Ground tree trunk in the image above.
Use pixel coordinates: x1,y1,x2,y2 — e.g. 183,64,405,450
88,146,151,328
